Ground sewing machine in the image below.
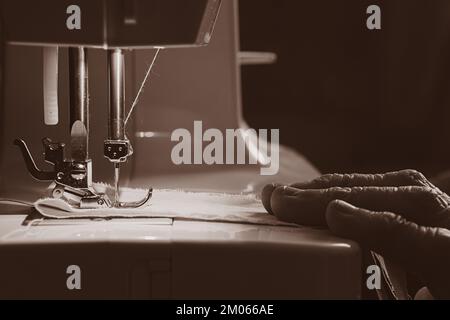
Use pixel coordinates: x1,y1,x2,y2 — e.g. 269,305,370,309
0,0,361,299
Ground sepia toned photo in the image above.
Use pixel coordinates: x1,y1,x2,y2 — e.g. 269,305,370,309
0,0,449,306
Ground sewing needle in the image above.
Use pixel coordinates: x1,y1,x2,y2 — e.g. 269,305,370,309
114,163,120,207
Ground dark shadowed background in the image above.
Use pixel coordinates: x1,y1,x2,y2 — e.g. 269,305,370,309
239,0,450,176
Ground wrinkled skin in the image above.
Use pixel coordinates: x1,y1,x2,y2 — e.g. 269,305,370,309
262,170,450,299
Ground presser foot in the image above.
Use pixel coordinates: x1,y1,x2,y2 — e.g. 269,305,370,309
14,138,153,210
52,184,153,210
52,184,112,209
114,188,153,209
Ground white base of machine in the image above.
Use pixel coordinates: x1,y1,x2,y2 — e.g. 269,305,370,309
0,214,361,299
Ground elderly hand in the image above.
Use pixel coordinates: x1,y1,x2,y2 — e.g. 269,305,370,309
262,170,450,299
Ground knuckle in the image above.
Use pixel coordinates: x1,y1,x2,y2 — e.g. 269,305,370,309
371,173,384,184
420,187,448,210
351,186,365,193
325,187,351,201
401,169,428,185
379,186,400,194
401,185,426,194
414,186,433,199
319,174,340,185
387,186,400,193
341,173,355,185
421,186,434,194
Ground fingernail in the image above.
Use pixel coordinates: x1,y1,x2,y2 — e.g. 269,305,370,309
326,201,359,238
280,186,298,195
261,183,284,215
330,200,357,215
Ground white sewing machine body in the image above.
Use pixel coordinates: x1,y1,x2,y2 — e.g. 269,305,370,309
0,206,360,299
0,0,361,299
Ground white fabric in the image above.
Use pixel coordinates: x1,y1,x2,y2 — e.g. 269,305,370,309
34,184,297,227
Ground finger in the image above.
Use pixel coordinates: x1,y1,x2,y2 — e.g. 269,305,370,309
291,170,434,190
270,185,448,227
261,183,283,215
261,170,439,216
326,200,450,299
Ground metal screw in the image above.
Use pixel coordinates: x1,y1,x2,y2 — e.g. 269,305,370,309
73,163,86,171
71,173,86,181
71,163,87,181
53,188,64,199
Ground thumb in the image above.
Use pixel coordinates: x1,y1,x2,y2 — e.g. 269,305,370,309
326,200,450,299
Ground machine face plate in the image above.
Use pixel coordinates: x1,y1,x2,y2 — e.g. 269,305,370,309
2,0,222,48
